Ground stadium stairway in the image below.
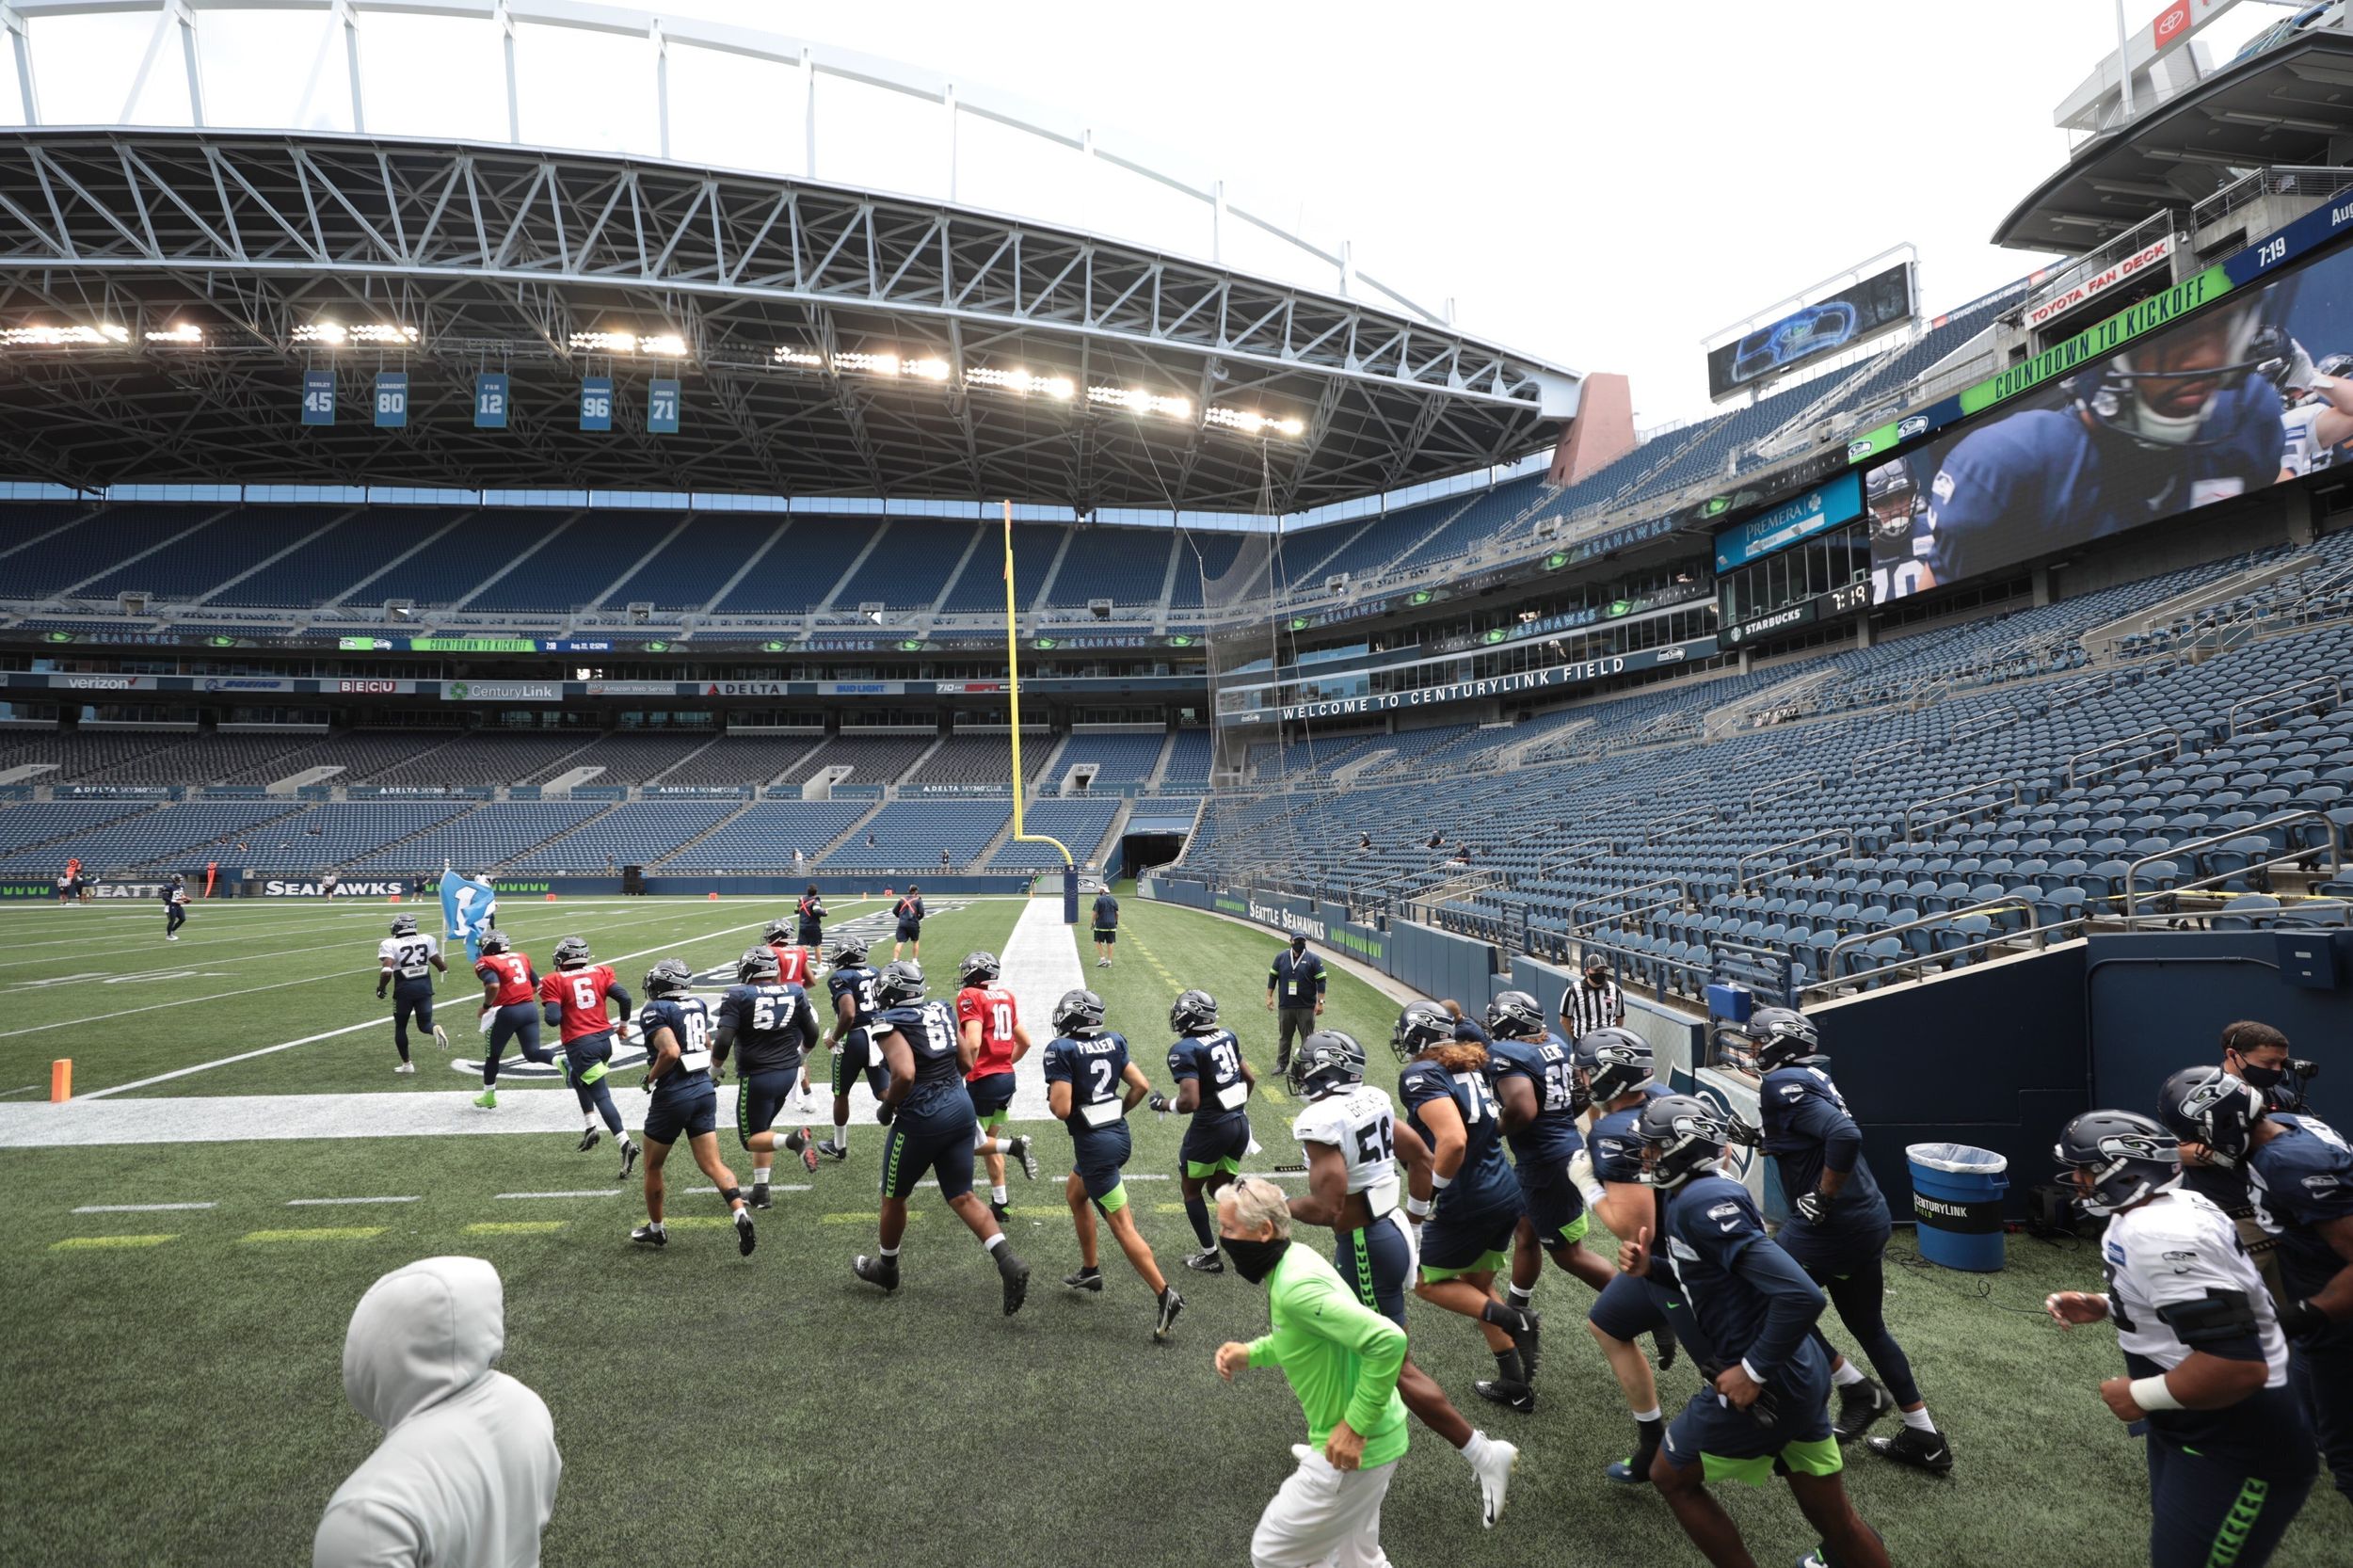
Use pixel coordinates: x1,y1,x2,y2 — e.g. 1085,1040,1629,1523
640,732,727,785
639,797,760,869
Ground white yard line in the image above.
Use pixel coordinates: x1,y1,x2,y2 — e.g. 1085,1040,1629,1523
72,1201,216,1212
287,1195,420,1206
497,1190,620,1200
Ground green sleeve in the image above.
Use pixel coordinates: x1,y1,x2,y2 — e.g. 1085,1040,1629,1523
1246,1334,1280,1369
1301,1272,1406,1432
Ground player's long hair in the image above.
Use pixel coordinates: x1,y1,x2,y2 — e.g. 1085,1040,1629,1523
1419,1040,1489,1075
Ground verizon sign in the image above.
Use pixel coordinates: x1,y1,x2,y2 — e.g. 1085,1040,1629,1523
2027,235,2174,330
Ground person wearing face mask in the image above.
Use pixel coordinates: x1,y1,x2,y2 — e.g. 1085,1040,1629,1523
313,1256,562,1568
1266,933,1326,1075
1213,1176,1409,1568
2222,1020,2323,1117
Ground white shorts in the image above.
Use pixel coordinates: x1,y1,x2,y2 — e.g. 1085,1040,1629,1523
1250,1449,1396,1568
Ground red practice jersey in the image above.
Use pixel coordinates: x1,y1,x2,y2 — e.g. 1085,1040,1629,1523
770,943,812,987
957,984,1020,1080
539,963,621,1045
476,952,535,1008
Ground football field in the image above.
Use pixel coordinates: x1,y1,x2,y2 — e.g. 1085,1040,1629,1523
1,891,2343,1565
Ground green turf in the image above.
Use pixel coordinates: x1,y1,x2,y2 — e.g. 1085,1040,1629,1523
3,894,2345,1565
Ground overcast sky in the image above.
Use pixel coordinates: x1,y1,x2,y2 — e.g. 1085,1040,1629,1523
7,1,2289,433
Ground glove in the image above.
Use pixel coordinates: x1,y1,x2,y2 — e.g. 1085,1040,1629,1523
1568,1150,1607,1207
1726,1115,1763,1150
1794,1190,1831,1226
1147,1093,1172,1115
2280,1297,2329,1339
875,1101,896,1126
375,985,388,1001
709,1067,726,1091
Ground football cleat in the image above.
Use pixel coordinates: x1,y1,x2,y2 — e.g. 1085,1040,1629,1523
1471,1437,1519,1528
854,1253,900,1293
616,1139,641,1182
787,1128,820,1174
630,1223,666,1247
814,1139,849,1162
578,1127,601,1153
748,1183,772,1210
472,1089,497,1111
1183,1246,1225,1274
734,1208,757,1257
989,1200,1011,1224
1153,1286,1185,1341
1064,1266,1105,1293
1499,1306,1542,1382
1865,1424,1955,1475
392,1061,415,1075
1473,1379,1535,1414
432,1025,450,1052
1605,1456,1653,1487
998,1246,1031,1316
1833,1377,1893,1441
1011,1134,1040,1181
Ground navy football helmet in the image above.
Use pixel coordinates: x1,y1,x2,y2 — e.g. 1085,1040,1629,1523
1289,1030,1367,1099
1484,990,1546,1040
477,929,512,955
1053,988,1106,1037
1719,1006,1821,1073
552,935,593,969
1636,1094,1732,1191
2156,1065,2266,1170
1391,1001,1455,1061
1575,1027,1655,1103
389,913,419,937
644,957,695,999
828,936,870,969
874,960,926,1010
2055,1109,2180,1216
2063,298,2273,449
737,946,781,985
960,951,1001,989
1170,988,1220,1035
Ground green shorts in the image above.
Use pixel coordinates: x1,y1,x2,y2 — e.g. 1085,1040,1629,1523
1185,1155,1242,1180
1418,1247,1509,1285
1702,1436,1844,1487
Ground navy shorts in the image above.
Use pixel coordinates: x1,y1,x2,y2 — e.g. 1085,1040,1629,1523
737,1066,799,1147
1589,1272,1710,1360
485,1001,543,1060
1070,1121,1134,1205
831,1027,876,1096
1663,1365,1835,1472
1337,1214,1413,1328
1094,927,1117,944
1777,1217,1891,1275
896,920,921,941
563,1031,616,1091
1179,1112,1251,1177
881,1105,978,1202
1418,1194,1521,1276
644,1082,718,1145
968,1070,1016,1125
1519,1168,1590,1251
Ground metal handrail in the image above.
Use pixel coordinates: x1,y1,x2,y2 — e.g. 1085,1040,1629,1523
2227,676,2343,738
1746,771,1823,811
1564,875,1689,937
1737,827,1859,892
1643,808,1721,846
1902,778,2021,842
2065,726,2182,788
2122,811,2343,918
1538,836,1622,874
1708,938,1801,1009
1802,895,2049,1000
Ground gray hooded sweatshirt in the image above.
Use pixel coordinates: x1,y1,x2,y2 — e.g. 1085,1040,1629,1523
314,1256,562,1567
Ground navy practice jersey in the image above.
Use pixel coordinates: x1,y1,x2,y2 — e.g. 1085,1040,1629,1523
1662,1175,1829,1388
2247,1112,2353,1336
716,981,821,1076
1761,1062,1889,1243
872,1000,967,1116
1483,1032,1584,1169
1920,384,2283,586
1590,1081,1675,1186
638,996,714,1095
1167,1027,1249,1123
1045,1030,1132,1140
827,964,879,1029
1397,1058,1517,1215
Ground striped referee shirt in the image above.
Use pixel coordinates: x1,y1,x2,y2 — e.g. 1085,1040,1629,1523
1558,977,1624,1039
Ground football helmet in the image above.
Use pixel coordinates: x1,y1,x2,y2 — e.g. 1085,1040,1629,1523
1636,1094,1731,1191
1391,1001,1455,1061
1720,1005,1822,1073
2156,1064,2266,1170
2054,1109,2180,1216
2063,299,2272,449
737,946,781,985
874,960,926,1010
389,913,419,937
644,957,695,999
1289,1030,1368,1098
1053,988,1106,1037
764,917,793,946
552,935,593,969
1484,989,1546,1040
960,951,1002,989
827,936,870,970
1169,988,1220,1035
1867,456,1919,542
1576,1027,1655,1103
477,929,512,955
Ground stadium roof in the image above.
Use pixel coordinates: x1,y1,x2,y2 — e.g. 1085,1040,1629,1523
0,127,1580,512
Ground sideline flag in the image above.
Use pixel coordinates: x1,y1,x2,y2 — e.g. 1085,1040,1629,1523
439,865,499,962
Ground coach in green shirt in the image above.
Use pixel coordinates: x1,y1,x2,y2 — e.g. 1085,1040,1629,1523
1214,1176,1407,1566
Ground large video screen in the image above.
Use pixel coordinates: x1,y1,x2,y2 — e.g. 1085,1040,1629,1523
1867,238,2353,603
1707,263,1915,402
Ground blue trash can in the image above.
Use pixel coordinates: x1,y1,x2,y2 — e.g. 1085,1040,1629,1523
1906,1143,2009,1272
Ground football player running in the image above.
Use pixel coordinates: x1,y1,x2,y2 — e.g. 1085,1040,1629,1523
376,913,449,1076
763,919,821,1113
1571,1026,1687,1485
1043,988,1184,1339
713,946,823,1211
1721,1006,1949,1472
1483,990,1617,1321
850,960,1032,1316
1627,1095,1889,1568
1391,1002,1541,1412
2163,1064,2353,1508
817,937,888,1161
956,950,1042,1222
471,929,548,1111
1161,988,1257,1273
538,935,640,1179
1287,1029,1519,1528
2052,1103,2315,1567
630,958,756,1257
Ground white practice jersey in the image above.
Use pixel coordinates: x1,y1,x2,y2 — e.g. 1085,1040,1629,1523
2281,401,2343,478
377,933,440,983
2101,1189,2289,1385
1291,1083,1401,1216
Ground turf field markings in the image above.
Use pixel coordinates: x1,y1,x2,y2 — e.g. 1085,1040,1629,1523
72,1201,216,1213
78,1017,385,1098
287,1195,419,1206
496,1190,619,1200
0,1083,39,1097
685,1184,809,1194
238,1226,384,1243
818,1210,922,1224
464,1221,568,1236
52,1233,175,1250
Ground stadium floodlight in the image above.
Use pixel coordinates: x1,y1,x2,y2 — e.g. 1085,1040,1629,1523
1203,407,1306,439
1,322,132,347
639,333,687,357
1087,384,1191,420
144,324,203,344
294,321,416,346
965,365,1076,400
568,329,679,354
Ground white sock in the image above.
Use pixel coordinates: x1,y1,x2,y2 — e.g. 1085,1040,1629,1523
880,1243,899,1258
992,1184,1008,1205
834,1118,849,1147
583,1112,598,1129
1901,1406,1936,1432
1631,1405,1661,1424
753,1165,771,1185
1460,1430,1493,1464
984,1232,1006,1253
1832,1361,1865,1387
1507,1284,1533,1309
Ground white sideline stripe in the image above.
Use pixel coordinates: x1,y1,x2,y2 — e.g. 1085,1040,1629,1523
72,1200,216,1212
288,1195,419,1206
496,1191,619,1200
0,1084,39,1097
687,1184,810,1194
70,914,783,1100
986,896,1086,1124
